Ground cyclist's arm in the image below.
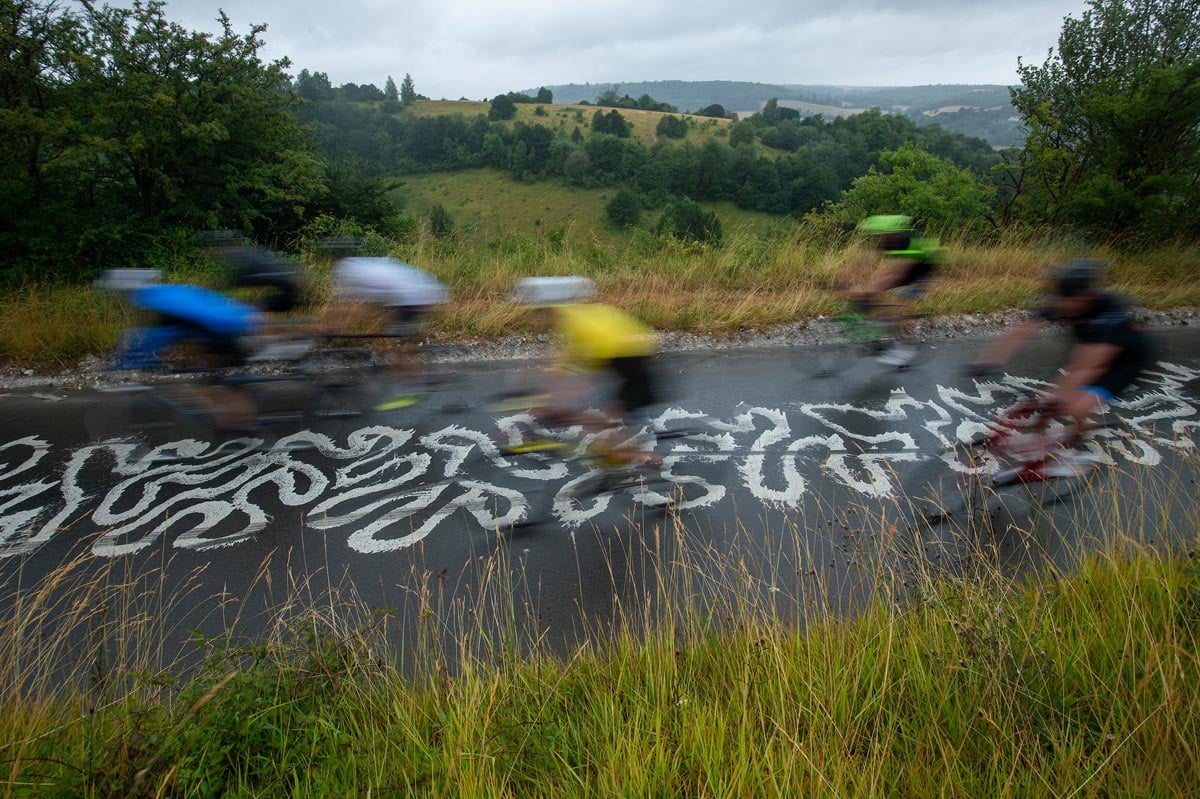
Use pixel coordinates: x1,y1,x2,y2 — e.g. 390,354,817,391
973,318,1044,367
1053,342,1120,396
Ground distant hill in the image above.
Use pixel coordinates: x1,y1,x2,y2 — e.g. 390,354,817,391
522,80,1024,148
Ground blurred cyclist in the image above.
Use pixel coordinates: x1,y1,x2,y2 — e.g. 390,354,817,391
963,259,1153,475
509,276,663,467
97,268,261,430
201,233,302,315
324,256,449,411
841,214,943,367
200,231,309,360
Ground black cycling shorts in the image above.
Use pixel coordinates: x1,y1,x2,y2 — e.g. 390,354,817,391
609,355,660,414
385,306,429,336
1088,354,1147,402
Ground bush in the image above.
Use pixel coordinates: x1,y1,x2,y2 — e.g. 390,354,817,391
605,188,643,229
818,143,995,234
428,204,455,239
489,94,517,120
655,197,722,245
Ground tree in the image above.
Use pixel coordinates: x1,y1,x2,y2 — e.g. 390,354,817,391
820,143,995,232
384,74,398,101
2,0,328,278
729,120,756,148
489,93,517,120
695,103,728,118
605,188,642,228
0,0,83,279
596,85,622,107
535,86,553,104
295,69,333,101
591,109,630,137
655,115,687,139
400,73,417,106
340,82,385,101
1009,0,1200,241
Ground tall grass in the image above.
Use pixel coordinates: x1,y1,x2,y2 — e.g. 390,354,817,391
4,222,1200,366
0,449,1197,796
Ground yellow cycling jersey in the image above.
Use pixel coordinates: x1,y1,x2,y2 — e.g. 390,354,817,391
553,303,656,369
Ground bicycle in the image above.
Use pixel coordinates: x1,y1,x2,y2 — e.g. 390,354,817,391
484,391,696,526
809,294,928,378
909,396,1102,525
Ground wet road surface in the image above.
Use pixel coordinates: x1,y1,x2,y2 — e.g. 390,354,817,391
1,329,1198,674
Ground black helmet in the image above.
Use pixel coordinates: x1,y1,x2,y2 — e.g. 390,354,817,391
1052,259,1105,296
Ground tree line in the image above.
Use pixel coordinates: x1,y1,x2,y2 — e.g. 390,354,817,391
296,94,1002,218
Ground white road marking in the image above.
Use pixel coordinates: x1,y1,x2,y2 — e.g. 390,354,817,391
0,364,1195,559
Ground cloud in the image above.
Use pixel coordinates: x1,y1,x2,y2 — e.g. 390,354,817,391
162,0,1085,97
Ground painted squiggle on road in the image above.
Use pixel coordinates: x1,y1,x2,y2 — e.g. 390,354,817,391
1,363,1196,559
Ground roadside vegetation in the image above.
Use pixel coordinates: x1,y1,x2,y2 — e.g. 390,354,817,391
3,0,1197,366
4,222,1199,367
0,464,1196,796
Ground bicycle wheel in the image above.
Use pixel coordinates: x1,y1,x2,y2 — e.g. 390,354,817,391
305,367,374,429
84,387,214,451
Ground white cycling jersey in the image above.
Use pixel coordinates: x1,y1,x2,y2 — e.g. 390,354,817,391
333,257,448,307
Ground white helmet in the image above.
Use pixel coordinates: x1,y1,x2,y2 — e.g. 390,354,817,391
509,276,595,306
94,268,163,293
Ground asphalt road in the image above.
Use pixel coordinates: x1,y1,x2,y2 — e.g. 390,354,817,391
1,328,1198,675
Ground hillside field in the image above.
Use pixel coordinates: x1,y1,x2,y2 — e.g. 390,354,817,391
394,167,790,246
409,99,734,147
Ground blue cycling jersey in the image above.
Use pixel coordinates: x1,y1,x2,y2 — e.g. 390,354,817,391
112,284,259,370
132,284,258,336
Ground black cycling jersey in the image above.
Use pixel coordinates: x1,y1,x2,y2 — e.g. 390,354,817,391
223,245,301,313
1037,292,1152,398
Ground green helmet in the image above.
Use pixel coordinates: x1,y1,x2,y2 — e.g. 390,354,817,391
857,215,913,235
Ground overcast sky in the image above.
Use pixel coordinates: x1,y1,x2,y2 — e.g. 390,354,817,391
163,0,1087,99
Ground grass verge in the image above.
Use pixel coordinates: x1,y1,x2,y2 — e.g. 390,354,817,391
4,224,1200,367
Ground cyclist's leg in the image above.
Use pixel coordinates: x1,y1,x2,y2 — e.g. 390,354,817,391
194,330,258,431
111,322,186,370
597,356,663,467
375,306,427,409
877,265,934,365
1058,356,1142,444
876,288,918,365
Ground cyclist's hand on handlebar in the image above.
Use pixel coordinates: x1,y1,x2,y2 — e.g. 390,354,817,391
1034,395,1065,417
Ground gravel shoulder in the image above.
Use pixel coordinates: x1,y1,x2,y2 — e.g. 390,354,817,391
3,307,1197,393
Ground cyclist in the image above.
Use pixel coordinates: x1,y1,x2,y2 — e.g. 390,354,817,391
509,276,664,467
842,214,943,367
97,268,262,430
324,256,449,410
201,232,309,360
963,259,1153,475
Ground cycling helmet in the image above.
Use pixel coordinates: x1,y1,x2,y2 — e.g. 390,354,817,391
1051,258,1105,296
510,276,595,306
94,268,163,293
857,215,913,235
315,235,366,255
195,229,249,247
